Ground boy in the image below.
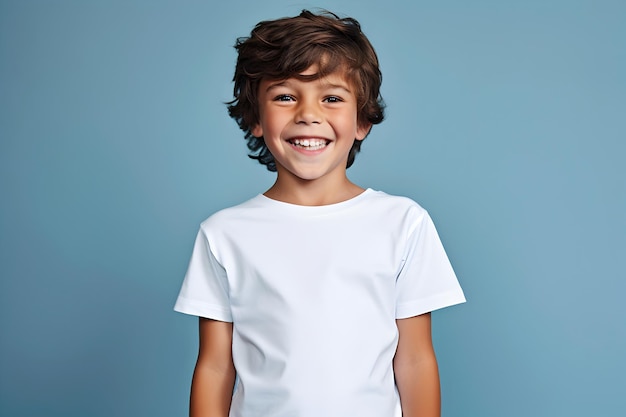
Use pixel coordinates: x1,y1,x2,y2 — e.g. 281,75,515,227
175,10,465,417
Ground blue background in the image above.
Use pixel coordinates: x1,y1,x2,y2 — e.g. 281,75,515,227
1,0,624,416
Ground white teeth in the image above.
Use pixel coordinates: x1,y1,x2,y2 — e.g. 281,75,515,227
291,138,327,150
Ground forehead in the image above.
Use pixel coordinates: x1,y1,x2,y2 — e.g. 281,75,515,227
261,65,355,90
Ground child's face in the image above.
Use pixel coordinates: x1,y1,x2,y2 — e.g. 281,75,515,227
252,66,371,184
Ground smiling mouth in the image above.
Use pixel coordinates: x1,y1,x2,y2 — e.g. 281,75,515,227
288,138,330,150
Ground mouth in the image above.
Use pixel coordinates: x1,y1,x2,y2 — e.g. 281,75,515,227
287,138,330,151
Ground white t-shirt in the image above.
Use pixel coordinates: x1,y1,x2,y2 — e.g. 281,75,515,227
175,189,465,417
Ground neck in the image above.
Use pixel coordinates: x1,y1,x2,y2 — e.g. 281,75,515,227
264,175,365,206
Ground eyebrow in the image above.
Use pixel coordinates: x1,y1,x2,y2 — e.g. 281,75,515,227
323,82,352,93
264,81,289,92
264,80,353,94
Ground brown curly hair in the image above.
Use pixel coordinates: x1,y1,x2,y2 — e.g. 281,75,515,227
227,10,385,171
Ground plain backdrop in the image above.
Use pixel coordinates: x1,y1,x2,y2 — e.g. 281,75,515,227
1,0,624,416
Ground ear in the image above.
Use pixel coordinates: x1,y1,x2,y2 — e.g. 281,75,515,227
251,123,263,138
355,123,372,141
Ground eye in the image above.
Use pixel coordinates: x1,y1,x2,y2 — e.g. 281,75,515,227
323,96,343,103
274,94,295,102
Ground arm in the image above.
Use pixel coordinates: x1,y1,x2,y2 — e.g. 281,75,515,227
394,313,441,417
190,317,236,417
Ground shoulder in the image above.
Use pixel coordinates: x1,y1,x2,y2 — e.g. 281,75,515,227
198,194,269,233
365,189,429,219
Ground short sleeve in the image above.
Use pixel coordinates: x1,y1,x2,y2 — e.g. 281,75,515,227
174,228,233,322
395,210,466,319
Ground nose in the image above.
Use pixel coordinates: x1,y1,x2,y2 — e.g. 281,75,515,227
294,99,322,125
